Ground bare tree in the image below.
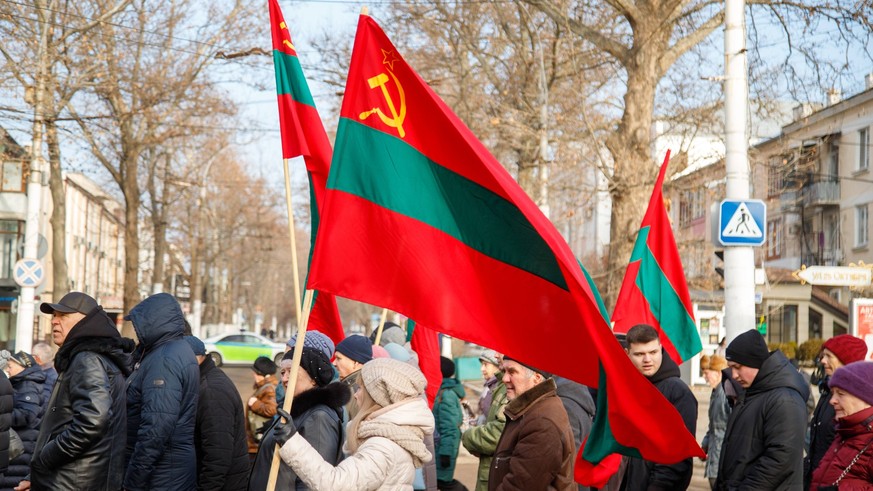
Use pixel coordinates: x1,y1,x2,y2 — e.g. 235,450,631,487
62,0,257,335
524,0,872,306
0,0,130,300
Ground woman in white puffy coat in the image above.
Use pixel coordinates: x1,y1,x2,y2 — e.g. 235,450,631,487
272,357,435,491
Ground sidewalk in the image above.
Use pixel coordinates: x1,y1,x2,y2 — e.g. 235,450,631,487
451,384,715,490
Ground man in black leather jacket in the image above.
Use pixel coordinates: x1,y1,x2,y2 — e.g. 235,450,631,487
18,292,134,491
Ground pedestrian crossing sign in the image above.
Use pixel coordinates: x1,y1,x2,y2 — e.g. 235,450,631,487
719,199,766,246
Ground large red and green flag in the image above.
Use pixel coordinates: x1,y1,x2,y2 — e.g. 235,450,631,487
307,13,704,481
269,0,344,346
611,152,702,364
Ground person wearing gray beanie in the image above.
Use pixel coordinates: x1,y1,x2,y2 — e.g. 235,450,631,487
286,330,335,360
249,348,351,490
271,358,434,490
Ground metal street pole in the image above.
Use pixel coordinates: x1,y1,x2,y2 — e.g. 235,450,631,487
723,0,756,343
16,15,53,353
190,152,222,339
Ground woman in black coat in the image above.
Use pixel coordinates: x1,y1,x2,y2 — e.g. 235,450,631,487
248,347,349,491
0,353,45,491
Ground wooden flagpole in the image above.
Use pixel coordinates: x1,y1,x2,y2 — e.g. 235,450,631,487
373,307,389,346
282,157,303,331
266,288,314,491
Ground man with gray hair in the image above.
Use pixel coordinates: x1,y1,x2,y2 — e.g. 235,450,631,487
30,342,57,404
488,356,574,491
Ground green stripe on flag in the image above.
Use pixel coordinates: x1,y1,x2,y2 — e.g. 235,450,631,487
634,228,701,360
583,363,641,462
578,260,609,324
273,50,315,107
330,119,567,290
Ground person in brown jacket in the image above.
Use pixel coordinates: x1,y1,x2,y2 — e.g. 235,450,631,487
245,356,278,458
488,356,574,491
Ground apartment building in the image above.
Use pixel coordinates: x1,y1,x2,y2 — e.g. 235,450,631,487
670,80,873,348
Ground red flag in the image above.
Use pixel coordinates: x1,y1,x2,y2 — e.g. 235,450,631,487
269,0,344,345
307,14,703,473
408,321,441,408
611,152,702,364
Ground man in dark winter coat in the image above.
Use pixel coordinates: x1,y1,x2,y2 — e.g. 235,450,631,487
185,336,249,491
488,357,574,491
716,329,810,490
124,293,200,491
24,291,135,491
0,371,11,478
1,352,46,490
554,376,595,491
804,334,868,490
29,344,56,409
621,324,697,491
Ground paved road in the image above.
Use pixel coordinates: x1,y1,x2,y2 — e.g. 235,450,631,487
223,366,714,490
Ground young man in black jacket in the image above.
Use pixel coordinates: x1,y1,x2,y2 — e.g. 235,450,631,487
716,329,809,490
621,324,697,490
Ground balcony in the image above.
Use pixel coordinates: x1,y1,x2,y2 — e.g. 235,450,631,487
802,180,840,208
780,191,799,211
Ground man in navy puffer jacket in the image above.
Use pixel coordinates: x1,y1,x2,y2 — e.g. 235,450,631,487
124,293,199,491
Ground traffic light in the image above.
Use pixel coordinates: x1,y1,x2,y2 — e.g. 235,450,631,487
714,249,724,278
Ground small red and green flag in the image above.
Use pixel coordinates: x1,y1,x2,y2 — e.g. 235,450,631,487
307,14,704,483
407,320,441,408
611,151,702,364
269,0,344,346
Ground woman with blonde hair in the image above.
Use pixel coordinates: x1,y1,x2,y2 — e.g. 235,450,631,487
272,357,434,490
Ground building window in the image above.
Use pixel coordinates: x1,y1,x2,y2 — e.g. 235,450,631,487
0,220,22,279
808,308,822,340
0,160,24,192
833,322,847,337
768,304,798,345
856,204,869,248
766,218,782,259
860,127,870,171
768,159,785,197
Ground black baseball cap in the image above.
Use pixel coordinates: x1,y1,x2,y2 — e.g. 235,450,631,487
39,292,98,316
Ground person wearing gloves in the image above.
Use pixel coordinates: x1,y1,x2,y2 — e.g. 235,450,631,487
248,347,350,491
271,357,435,490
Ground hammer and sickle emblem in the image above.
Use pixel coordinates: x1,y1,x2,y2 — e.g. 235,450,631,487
279,21,296,51
358,69,407,138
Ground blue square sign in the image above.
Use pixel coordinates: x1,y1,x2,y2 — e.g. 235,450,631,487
719,199,766,246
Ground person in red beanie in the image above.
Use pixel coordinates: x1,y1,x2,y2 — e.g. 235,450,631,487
805,334,870,489
809,361,873,490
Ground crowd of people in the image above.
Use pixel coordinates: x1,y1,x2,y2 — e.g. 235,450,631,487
0,290,869,490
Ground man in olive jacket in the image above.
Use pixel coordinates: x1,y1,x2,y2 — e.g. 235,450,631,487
25,292,135,491
462,363,508,491
488,356,574,491
716,329,809,490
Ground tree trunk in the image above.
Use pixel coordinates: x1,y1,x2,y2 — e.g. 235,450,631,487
603,59,660,309
150,155,170,293
121,161,140,339
45,119,69,299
